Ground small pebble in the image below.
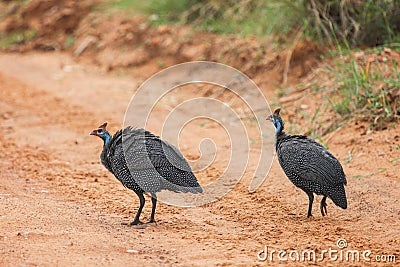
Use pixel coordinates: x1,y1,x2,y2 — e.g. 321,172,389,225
354,51,364,59
300,104,308,110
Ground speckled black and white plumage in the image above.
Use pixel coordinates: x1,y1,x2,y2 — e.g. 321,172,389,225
90,122,202,225
267,109,347,217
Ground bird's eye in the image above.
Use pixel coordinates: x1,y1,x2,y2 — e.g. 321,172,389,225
98,129,103,133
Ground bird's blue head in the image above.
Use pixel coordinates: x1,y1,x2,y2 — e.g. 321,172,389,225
90,122,111,145
266,108,284,134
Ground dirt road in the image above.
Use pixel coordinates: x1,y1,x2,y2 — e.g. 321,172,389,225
0,52,399,266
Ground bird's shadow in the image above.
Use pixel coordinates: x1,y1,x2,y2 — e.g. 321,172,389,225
121,221,157,229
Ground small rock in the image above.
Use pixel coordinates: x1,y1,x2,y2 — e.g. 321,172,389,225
181,45,206,60
354,51,364,59
63,65,73,72
157,25,170,34
383,47,392,54
17,231,29,236
300,104,309,110
126,32,134,40
149,14,159,22
126,249,139,253
138,22,148,31
74,35,98,57
378,152,385,156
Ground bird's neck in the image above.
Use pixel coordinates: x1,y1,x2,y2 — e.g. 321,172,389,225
102,132,111,146
276,131,287,139
275,119,288,141
275,119,284,134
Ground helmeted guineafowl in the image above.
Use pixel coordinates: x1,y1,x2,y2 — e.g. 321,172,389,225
90,122,202,225
267,108,347,217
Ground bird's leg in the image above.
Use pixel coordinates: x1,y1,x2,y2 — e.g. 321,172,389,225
307,192,314,218
148,193,157,224
130,192,145,225
320,196,328,216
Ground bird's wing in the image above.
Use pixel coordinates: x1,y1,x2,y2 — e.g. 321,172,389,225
119,127,192,172
279,135,347,186
103,127,200,193
145,135,193,172
120,128,158,170
120,127,198,192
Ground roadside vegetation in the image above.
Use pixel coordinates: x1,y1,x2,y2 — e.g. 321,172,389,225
1,0,399,130
109,0,400,46
108,0,400,127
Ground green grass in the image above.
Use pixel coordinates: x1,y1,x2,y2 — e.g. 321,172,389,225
64,35,75,48
103,0,400,46
156,60,166,68
104,0,400,132
105,0,188,19
328,48,400,126
351,167,387,178
103,0,307,37
344,150,354,164
0,30,37,49
108,0,137,9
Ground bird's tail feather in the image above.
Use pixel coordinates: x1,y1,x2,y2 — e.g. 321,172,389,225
163,182,203,194
156,168,203,194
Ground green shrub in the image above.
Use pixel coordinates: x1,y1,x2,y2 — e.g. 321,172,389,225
111,0,400,46
329,50,400,127
0,29,37,49
304,0,400,46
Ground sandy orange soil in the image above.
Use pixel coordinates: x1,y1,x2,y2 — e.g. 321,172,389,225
0,52,399,266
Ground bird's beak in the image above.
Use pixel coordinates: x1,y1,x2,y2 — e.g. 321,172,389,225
266,115,272,121
89,130,97,136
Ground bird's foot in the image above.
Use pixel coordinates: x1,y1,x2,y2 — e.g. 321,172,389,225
320,202,328,217
130,220,144,226
120,220,144,226
146,219,157,225
307,214,313,218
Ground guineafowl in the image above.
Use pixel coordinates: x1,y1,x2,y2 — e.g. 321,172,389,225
90,122,202,225
267,109,347,217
